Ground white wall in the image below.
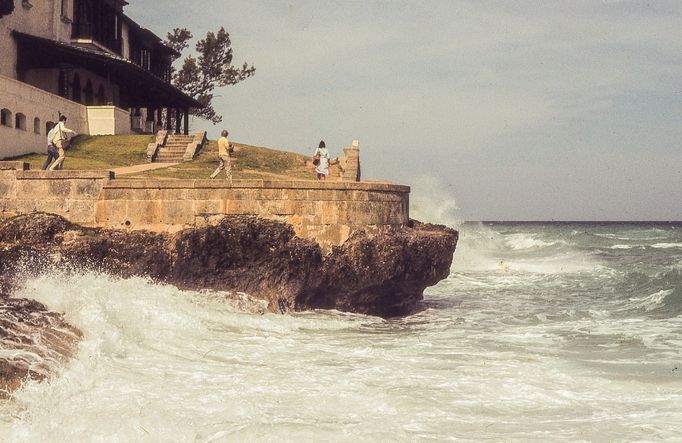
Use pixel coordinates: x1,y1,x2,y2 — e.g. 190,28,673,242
87,106,131,135
0,75,88,158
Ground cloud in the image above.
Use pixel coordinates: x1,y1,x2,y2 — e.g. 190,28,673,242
127,0,682,220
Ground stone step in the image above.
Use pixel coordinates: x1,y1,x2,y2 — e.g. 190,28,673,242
158,147,186,152
157,154,185,158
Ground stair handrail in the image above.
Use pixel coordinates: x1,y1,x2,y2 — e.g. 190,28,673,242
146,130,168,163
183,131,207,162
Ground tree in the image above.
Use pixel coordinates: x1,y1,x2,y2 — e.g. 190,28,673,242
165,27,256,124
0,0,15,18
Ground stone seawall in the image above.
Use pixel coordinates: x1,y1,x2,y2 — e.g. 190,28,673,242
0,162,409,249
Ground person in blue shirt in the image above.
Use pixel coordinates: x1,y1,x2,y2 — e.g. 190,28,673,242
41,124,59,170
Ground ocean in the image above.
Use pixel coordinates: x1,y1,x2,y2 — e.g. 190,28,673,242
1,221,681,441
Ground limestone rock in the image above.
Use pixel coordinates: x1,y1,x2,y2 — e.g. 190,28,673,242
0,295,82,398
0,213,458,316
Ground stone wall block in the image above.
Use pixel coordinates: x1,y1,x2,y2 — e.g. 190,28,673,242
0,177,17,200
71,179,104,199
193,200,224,217
162,200,195,225
65,200,97,224
48,180,72,198
95,200,128,225
16,180,50,199
125,200,163,225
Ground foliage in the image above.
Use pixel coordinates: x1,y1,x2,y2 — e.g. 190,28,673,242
165,27,256,124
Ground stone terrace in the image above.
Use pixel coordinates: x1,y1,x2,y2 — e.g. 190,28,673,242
0,161,409,249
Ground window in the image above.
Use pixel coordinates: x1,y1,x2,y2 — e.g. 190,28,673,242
46,121,55,136
15,113,27,131
96,84,106,105
58,71,68,98
84,79,93,105
72,73,81,103
1,109,12,127
34,117,41,134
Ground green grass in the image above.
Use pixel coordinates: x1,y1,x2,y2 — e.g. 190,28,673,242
131,140,316,180
7,135,321,180
7,135,153,170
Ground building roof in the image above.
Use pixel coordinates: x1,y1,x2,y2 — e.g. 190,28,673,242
121,14,179,57
12,31,202,109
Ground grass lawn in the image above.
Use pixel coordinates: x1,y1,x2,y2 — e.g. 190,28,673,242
7,135,323,180
130,140,317,180
6,135,153,170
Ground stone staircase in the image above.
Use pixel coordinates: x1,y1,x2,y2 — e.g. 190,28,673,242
154,134,194,163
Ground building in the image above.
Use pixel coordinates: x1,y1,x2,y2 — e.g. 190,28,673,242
0,0,201,158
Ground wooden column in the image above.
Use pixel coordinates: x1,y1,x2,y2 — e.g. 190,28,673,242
183,108,189,135
174,108,181,134
165,108,172,131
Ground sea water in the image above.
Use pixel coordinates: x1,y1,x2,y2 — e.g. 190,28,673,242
1,222,681,441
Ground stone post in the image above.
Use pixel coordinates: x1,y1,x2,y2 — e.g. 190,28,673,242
341,140,361,181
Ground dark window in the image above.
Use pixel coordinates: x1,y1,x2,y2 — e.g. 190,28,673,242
15,113,27,130
84,79,93,105
46,121,55,136
58,70,69,98
0,108,12,127
72,73,81,102
34,117,41,134
96,84,106,105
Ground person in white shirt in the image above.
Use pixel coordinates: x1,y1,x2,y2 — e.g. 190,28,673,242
48,115,77,171
313,140,330,180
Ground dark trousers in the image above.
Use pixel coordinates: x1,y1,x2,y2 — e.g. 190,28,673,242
42,145,59,170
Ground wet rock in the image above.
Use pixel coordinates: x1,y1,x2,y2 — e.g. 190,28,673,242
0,213,458,317
0,294,82,398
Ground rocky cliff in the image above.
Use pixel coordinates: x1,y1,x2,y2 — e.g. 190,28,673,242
0,213,458,316
0,213,457,394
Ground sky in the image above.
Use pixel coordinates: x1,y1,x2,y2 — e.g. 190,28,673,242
126,0,682,221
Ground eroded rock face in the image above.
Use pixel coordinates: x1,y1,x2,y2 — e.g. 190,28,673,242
0,213,458,316
0,295,82,398
0,213,457,394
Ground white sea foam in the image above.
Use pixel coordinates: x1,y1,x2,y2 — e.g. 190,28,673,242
408,176,461,228
2,222,682,442
628,289,674,312
504,233,557,250
651,243,682,249
452,226,600,275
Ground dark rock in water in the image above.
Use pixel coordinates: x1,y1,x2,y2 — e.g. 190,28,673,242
0,213,457,394
0,213,458,316
300,220,459,316
0,294,82,398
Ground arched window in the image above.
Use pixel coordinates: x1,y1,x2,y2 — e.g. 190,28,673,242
15,113,27,131
46,121,55,135
84,79,94,105
72,73,81,102
34,117,41,134
58,71,68,98
0,109,12,127
96,84,106,105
